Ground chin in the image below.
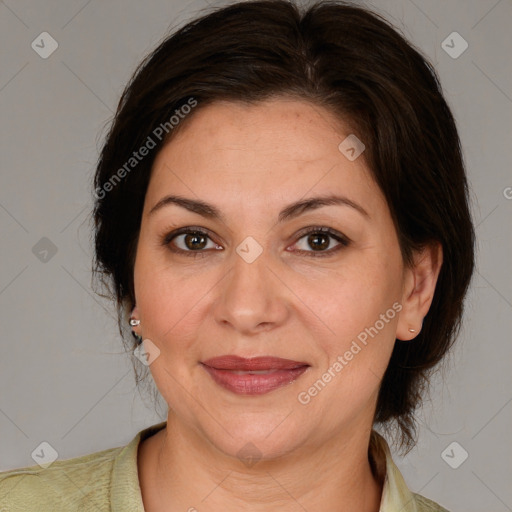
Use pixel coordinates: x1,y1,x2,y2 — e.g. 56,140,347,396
197,413,307,464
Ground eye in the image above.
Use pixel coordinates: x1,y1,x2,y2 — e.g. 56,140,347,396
162,225,350,258
162,227,221,257
290,226,350,257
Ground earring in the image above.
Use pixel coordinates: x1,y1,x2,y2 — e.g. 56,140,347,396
129,317,142,344
408,328,416,333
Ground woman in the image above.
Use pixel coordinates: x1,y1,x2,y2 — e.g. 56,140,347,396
0,1,475,510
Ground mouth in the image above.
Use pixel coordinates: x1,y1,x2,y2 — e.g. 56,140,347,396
201,355,310,395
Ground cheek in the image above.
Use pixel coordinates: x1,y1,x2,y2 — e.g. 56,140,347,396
135,270,202,349
134,258,206,404
309,252,401,337
309,285,399,382
295,283,399,423
299,250,402,390
133,242,200,348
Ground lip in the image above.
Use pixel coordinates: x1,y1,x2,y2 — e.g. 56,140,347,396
201,356,310,395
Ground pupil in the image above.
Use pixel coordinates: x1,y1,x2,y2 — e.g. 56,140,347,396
309,233,328,251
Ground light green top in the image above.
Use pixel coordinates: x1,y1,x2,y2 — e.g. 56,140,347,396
0,422,449,511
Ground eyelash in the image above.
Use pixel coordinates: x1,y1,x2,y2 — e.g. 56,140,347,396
161,226,351,258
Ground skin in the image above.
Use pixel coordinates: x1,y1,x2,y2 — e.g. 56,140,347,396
131,97,442,512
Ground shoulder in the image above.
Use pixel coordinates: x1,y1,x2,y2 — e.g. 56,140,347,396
0,445,123,512
413,492,451,512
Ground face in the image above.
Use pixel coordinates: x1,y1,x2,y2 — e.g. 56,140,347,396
132,97,412,460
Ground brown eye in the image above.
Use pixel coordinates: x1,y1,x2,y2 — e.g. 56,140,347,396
163,228,221,257
306,232,330,251
292,227,350,257
181,232,208,250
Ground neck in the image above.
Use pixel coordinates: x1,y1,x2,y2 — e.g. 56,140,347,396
139,411,384,512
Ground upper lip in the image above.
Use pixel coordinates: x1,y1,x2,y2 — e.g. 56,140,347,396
202,355,309,371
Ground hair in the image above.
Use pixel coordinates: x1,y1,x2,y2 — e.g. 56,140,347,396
92,0,475,454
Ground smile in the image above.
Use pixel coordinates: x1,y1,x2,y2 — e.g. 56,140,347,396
201,355,310,395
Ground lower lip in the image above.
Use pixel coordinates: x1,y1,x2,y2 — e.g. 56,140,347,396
201,364,309,395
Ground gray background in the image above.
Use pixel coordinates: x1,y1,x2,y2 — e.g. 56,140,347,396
1,0,511,510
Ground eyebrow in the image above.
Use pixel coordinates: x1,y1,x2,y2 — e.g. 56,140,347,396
148,193,369,223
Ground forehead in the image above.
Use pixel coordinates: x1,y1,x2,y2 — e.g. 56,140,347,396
145,98,381,217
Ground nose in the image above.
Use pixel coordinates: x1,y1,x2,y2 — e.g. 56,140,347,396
213,243,290,335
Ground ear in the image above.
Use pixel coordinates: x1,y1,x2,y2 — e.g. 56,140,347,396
396,242,443,341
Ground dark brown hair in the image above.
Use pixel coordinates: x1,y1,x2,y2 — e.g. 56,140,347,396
93,0,475,453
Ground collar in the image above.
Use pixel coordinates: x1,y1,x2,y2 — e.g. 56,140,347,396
370,430,420,511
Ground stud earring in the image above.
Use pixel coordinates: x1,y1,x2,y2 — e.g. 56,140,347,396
408,328,416,333
129,318,142,344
